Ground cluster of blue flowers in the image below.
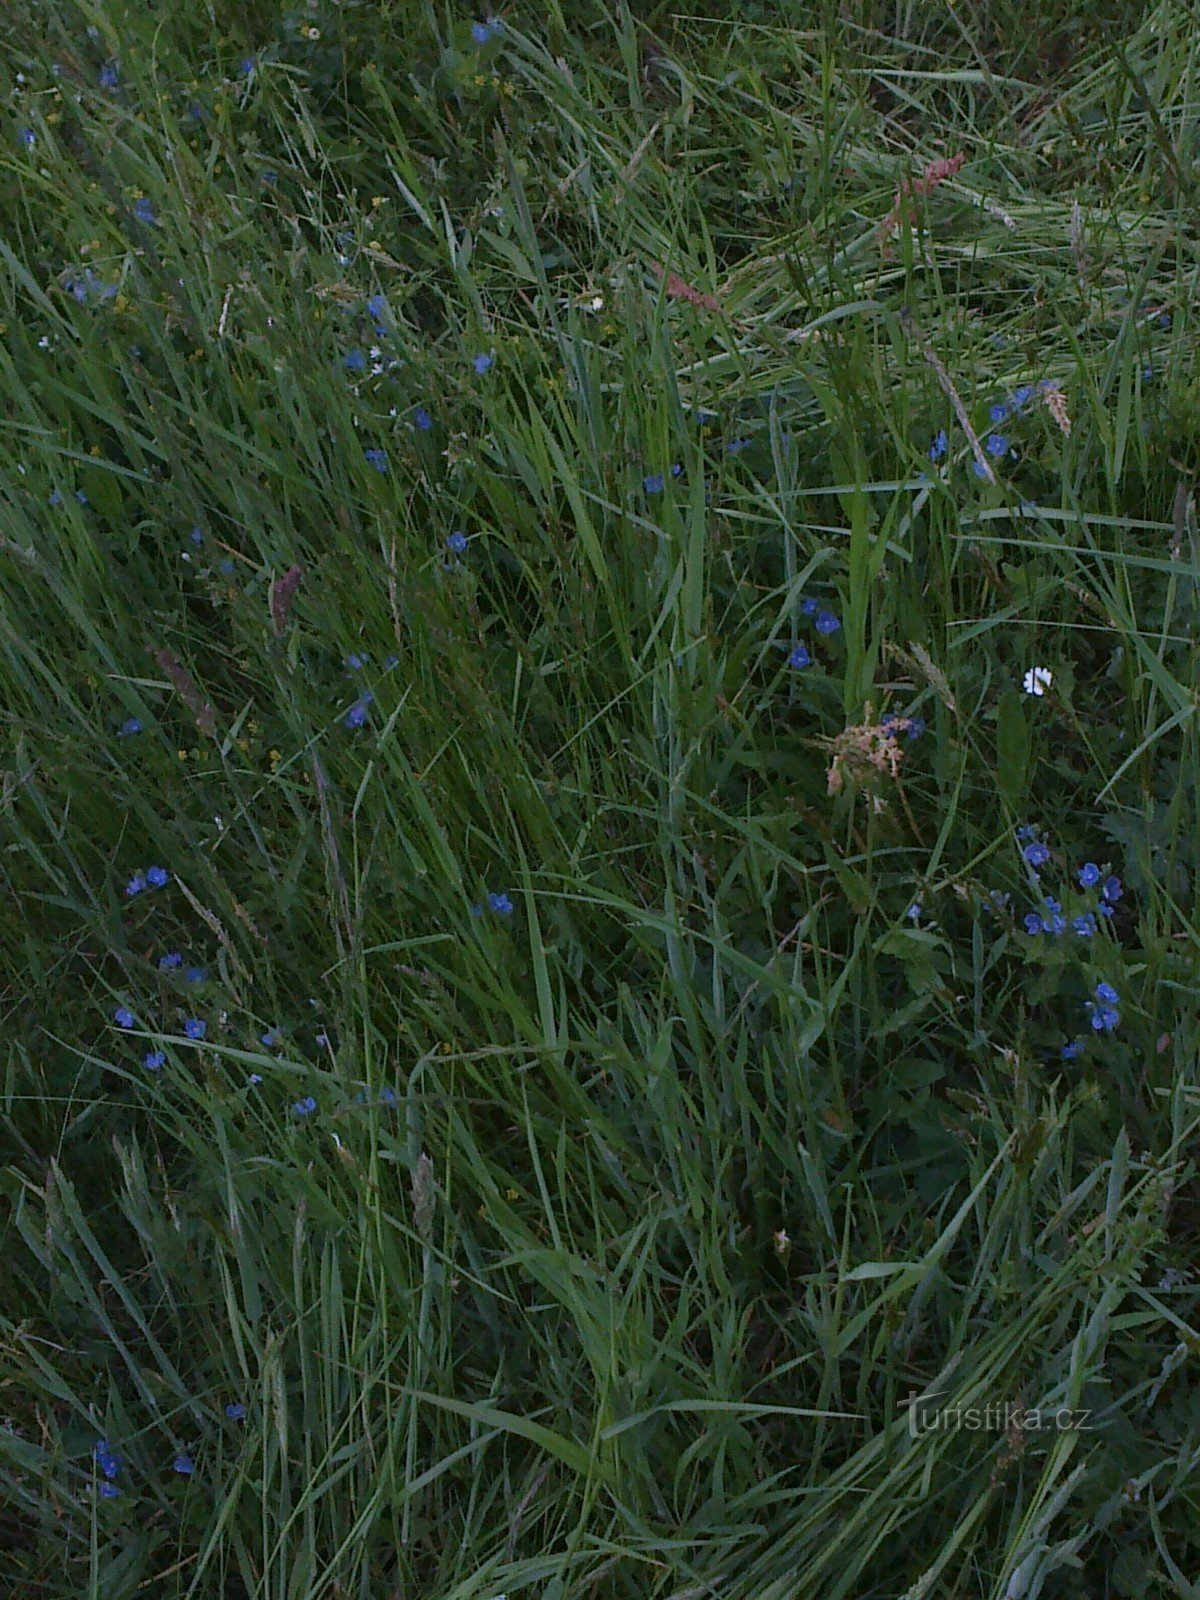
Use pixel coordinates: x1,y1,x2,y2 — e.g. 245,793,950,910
1085,981,1121,1032
788,598,842,670
126,865,169,896
471,890,515,917
158,952,207,982
881,711,927,743
643,465,683,494
94,1438,122,1497
1020,835,1122,939
64,266,118,305
94,1432,197,1498
929,383,1050,471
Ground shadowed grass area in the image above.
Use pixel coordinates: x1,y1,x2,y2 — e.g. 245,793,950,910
2,1,1199,1595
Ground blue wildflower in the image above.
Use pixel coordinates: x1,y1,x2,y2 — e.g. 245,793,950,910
1023,841,1051,868
261,1030,280,1047
99,1482,121,1498
218,559,235,576
240,57,256,75
344,694,372,729
380,1085,398,1106
99,63,120,89
447,531,469,555
346,653,368,670
315,1031,330,1047
249,1073,263,1085
189,527,203,546
1012,385,1034,409
384,654,399,670
986,434,1009,457
366,294,387,321
1023,913,1043,935
225,1402,247,1420
18,128,35,150
726,437,752,454
1087,1001,1120,1032
95,1439,121,1478
146,865,169,888
1077,862,1101,888
643,473,665,494
472,352,494,375
989,403,1008,424
364,448,388,473
929,429,948,461
1061,1038,1084,1060
488,891,514,916
159,952,182,970
132,197,156,225
75,490,89,505
800,597,819,617
183,1018,206,1041
1072,913,1097,938
414,406,432,431
788,643,811,670
126,872,147,897
184,967,206,984
1102,875,1122,903
1041,899,1066,935
293,1096,318,1116
670,463,684,478
815,611,841,635
173,1453,194,1475
144,1050,166,1070
972,460,990,478
906,716,926,741
114,1007,136,1029
344,349,366,373
1085,981,1120,1031
1098,902,1114,919
472,20,496,44
49,489,63,505
906,904,921,924
119,717,142,736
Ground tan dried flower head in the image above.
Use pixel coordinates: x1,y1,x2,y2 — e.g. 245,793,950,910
1042,384,1072,436
825,712,906,797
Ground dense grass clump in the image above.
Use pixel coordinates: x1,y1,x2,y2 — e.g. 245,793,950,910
2,2,1200,1595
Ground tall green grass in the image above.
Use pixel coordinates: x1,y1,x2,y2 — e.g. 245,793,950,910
2,1,1199,1595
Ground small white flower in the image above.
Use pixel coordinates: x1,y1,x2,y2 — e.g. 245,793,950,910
773,1228,790,1255
1022,666,1053,697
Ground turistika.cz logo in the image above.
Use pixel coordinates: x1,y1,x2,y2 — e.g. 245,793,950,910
905,1392,1092,1438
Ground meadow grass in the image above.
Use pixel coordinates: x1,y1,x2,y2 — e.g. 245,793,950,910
2,1,1199,1595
